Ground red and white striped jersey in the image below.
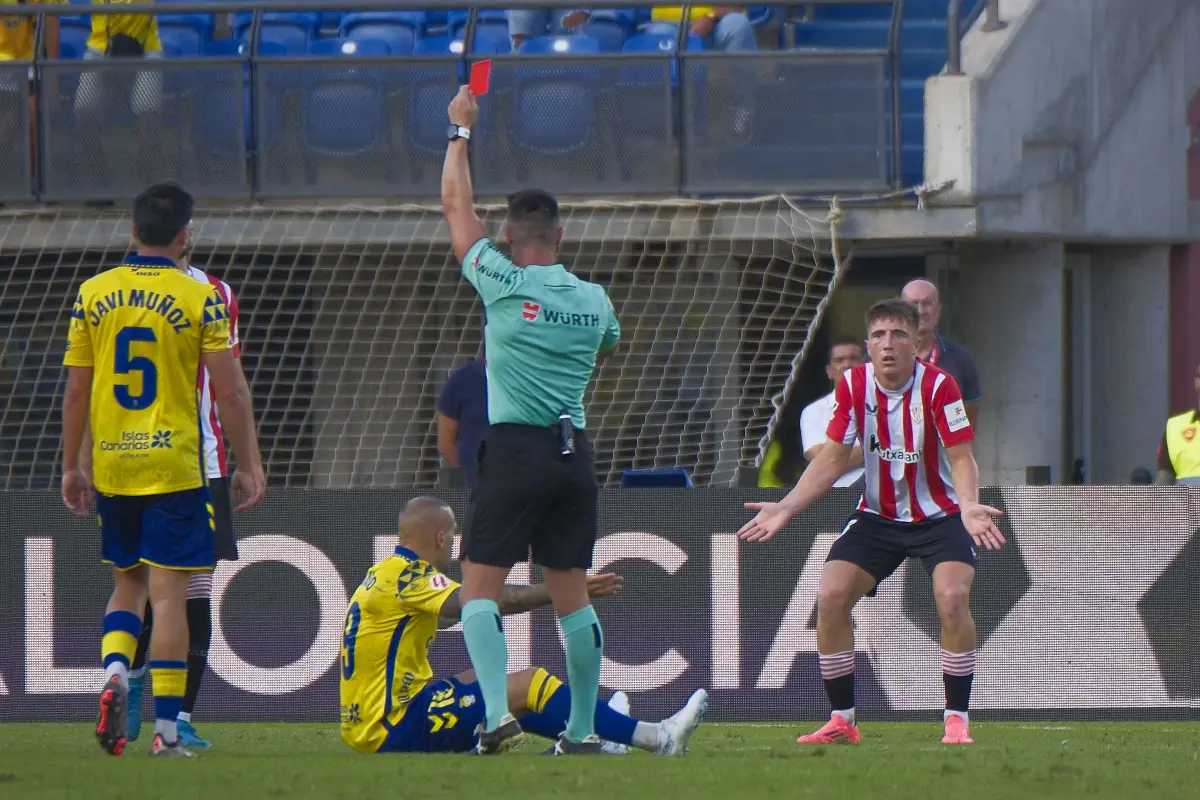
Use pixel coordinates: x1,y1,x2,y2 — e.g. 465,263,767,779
186,266,241,479
826,361,974,523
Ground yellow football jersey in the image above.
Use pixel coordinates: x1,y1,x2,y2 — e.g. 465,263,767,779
339,546,460,754
86,0,161,55
0,0,62,61
63,254,231,496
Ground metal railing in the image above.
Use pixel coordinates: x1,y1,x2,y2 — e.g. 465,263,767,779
4,1,906,201
947,0,1005,75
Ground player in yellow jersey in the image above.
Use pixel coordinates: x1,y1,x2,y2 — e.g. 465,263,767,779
61,183,265,759
340,497,708,756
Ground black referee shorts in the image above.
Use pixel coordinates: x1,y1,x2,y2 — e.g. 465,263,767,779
463,423,598,571
827,511,976,592
208,475,239,562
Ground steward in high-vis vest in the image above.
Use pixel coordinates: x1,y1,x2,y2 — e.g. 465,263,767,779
1155,367,1200,486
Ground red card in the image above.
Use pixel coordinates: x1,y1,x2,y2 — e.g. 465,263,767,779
469,59,492,96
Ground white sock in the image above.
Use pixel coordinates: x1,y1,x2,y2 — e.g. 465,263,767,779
832,707,856,726
156,717,178,744
105,662,129,689
129,666,147,681
177,712,191,724
944,709,968,724
631,721,662,751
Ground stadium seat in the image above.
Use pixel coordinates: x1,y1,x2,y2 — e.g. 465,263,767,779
619,468,694,488
57,17,91,59
446,9,509,51
517,34,601,55
157,15,215,57
511,36,602,160
412,34,504,59
307,38,391,58
620,32,704,86
301,39,388,158
233,12,320,54
339,11,425,55
423,8,450,33
405,41,464,158
586,9,635,52
745,6,775,26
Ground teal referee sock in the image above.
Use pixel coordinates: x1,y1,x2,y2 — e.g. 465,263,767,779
462,599,510,731
561,605,603,742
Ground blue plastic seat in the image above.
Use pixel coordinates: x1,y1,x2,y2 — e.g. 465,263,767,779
620,468,694,488
423,9,450,33
301,39,388,157
339,11,425,55
745,6,775,26
517,34,601,55
620,32,704,85
58,17,91,59
446,9,509,42
233,12,320,53
308,37,391,58
157,15,215,57
512,36,602,157
412,35,464,57
587,9,635,52
202,39,246,57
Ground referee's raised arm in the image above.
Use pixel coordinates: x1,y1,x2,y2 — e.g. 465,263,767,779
442,86,486,263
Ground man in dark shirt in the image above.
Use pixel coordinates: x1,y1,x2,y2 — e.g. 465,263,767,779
437,354,488,488
902,279,982,424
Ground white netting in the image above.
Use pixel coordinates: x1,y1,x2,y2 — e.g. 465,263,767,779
0,194,846,489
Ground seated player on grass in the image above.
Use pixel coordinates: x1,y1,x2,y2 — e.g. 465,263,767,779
339,496,707,756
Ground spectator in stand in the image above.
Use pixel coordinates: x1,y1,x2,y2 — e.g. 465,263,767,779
642,5,756,52
0,0,59,177
799,336,865,489
508,8,592,51
73,0,164,186
901,279,981,425
1154,363,1200,486
642,6,756,136
437,350,489,489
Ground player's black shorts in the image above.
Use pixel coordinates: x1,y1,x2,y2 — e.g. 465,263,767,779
826,510,976,590
463,423,598,571
209,475,239,562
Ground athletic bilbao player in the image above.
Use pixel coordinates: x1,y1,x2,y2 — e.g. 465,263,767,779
738,297,1005,746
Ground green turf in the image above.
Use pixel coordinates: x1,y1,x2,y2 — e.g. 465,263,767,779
0,722,1196,799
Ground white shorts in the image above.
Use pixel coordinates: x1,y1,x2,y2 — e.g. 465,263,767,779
74,47,163,115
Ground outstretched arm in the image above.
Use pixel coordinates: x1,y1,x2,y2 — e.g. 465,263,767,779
739,439,850,542
442,86,486,263
436,573,622,628
945,441,1005,550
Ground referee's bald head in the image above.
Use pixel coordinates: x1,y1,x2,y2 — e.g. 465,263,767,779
504,188,563,261
397,496,456,571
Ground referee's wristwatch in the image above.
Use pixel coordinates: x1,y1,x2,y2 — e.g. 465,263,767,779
447,125,471,142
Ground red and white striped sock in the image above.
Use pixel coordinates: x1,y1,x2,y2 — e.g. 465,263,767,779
819,651,856,723
941,648,975,719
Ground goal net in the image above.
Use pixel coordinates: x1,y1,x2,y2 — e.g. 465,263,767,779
0,195,847,490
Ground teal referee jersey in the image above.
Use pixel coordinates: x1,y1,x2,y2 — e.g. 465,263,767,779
462,238,620,429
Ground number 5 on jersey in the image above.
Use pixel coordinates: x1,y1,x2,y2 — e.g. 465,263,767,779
113,325,158,410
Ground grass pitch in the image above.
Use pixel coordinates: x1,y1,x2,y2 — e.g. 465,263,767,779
0,722,1196,799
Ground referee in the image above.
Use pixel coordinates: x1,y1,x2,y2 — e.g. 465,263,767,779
442,86,621,756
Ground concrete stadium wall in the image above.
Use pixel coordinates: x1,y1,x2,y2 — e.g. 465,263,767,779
926,0,1200,242
939,241,1169,486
